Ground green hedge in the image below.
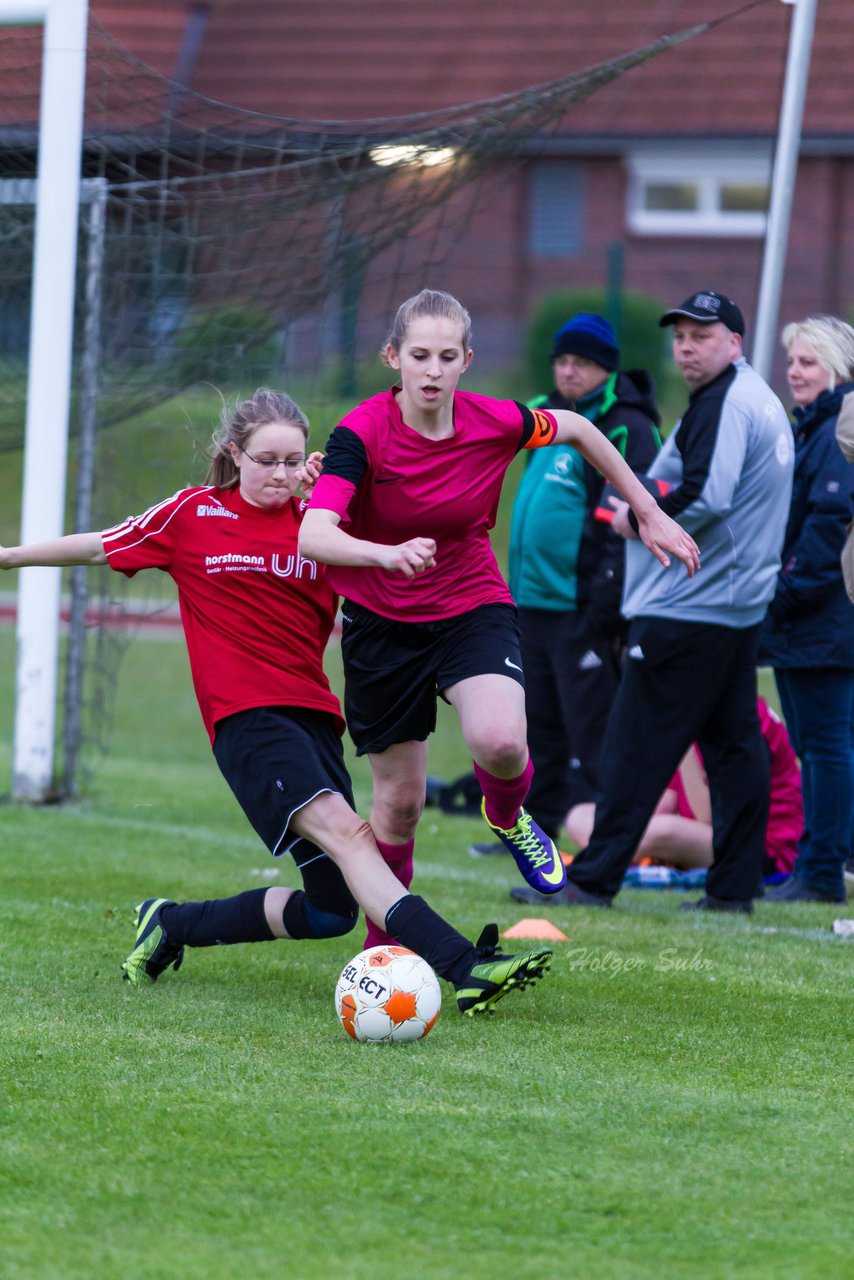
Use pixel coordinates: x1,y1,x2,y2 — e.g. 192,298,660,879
174,302,280,387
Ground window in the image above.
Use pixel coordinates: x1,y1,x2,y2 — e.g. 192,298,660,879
528,162,583,257
627,148,771,237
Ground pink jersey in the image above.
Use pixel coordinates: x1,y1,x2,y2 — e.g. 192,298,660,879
308,387,551,622
664,748,702,821
102,486,343,743
758,697,802,875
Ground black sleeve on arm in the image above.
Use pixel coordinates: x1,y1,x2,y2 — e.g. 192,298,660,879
516,402,558,450
626,395,724,533
319,425,369,486
658,394,725,520
586,413,657,617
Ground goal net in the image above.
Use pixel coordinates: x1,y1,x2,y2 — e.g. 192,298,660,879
0,6,749,793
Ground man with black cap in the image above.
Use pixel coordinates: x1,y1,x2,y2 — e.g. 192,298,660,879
513,289,794,913
470,312,660,857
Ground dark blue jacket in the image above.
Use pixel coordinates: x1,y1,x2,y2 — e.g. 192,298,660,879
759,382,854,670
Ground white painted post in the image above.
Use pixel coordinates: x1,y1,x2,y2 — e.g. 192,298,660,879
751,0,819,381
7,0,90,800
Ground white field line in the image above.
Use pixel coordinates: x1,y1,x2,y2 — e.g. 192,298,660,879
43,808,488,881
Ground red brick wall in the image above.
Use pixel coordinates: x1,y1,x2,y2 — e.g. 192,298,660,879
388,154,854,394
290,152,854,401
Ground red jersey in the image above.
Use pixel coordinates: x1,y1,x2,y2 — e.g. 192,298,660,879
308,387,555,622
758,698,802,875
102,486,343,743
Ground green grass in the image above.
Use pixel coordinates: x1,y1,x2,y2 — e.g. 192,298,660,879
1,627,852,1280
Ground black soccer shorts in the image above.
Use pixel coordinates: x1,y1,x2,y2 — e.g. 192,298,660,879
340,600,524,755
212,704,355,858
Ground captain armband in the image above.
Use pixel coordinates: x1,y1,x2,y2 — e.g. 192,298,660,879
522,407,558,449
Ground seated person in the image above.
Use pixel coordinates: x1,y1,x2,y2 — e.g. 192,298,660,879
564,698,802,880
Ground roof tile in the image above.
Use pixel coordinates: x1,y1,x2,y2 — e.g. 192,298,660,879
4,1,850,138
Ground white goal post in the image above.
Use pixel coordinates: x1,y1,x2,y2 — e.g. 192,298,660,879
4,0,89,800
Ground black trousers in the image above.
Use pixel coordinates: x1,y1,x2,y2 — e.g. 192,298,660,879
519,608,621,840
567,617,769,902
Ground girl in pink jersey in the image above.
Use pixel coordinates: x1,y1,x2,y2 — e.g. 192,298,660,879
300,290,700,942
0,389,555,1017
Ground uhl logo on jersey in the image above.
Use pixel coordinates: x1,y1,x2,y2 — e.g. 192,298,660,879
271,552,318,580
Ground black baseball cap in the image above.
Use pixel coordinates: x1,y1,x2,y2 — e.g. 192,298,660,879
659,290,745,336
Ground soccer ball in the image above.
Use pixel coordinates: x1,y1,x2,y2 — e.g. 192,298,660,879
334,945,442,1043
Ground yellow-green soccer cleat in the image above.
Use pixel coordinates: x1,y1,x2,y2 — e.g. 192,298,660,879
481,799,567,894
455,924,553,1017
121,898,184,988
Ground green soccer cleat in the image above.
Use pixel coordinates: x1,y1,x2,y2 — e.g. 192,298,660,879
481,799,566,895
455,923,552,1017
121,898,184,988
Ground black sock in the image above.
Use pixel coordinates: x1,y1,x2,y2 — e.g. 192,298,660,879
384,895,475,985
161,888,275,947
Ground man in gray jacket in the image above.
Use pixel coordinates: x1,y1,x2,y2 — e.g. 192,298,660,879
517,289,794,913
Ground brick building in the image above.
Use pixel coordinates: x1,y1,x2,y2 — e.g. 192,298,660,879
6,0,854,392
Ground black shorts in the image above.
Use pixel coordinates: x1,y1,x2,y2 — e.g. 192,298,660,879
340,600,524,756
212,706,355,859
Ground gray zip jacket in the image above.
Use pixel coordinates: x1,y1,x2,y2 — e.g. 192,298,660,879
623,357,794,627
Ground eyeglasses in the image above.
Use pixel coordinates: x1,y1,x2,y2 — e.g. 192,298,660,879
239,446,306,472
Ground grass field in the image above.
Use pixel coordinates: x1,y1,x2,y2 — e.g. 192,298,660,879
1,621,852,1280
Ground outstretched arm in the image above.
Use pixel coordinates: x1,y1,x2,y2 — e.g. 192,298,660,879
549,409,700,575
0,531,107,570
299,507,436,579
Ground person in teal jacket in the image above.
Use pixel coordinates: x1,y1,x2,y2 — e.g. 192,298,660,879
471,313,661,855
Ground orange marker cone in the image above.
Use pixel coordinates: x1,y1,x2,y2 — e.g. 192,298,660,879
502,918,568,942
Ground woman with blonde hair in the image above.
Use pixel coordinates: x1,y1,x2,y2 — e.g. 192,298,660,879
760,316,854,904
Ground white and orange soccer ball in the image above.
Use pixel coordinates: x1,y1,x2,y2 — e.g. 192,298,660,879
334,945,442,1043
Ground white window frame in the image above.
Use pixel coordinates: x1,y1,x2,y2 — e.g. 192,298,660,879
627,146,772,238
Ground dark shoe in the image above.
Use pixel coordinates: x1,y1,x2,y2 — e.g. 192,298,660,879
763,878,845,904
680,894,753,915
467,841,508,858
510,881,612,909
455,924,552,1017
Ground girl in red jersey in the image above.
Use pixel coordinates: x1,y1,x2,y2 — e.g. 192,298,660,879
0,389,554,1016
299,290,700,942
